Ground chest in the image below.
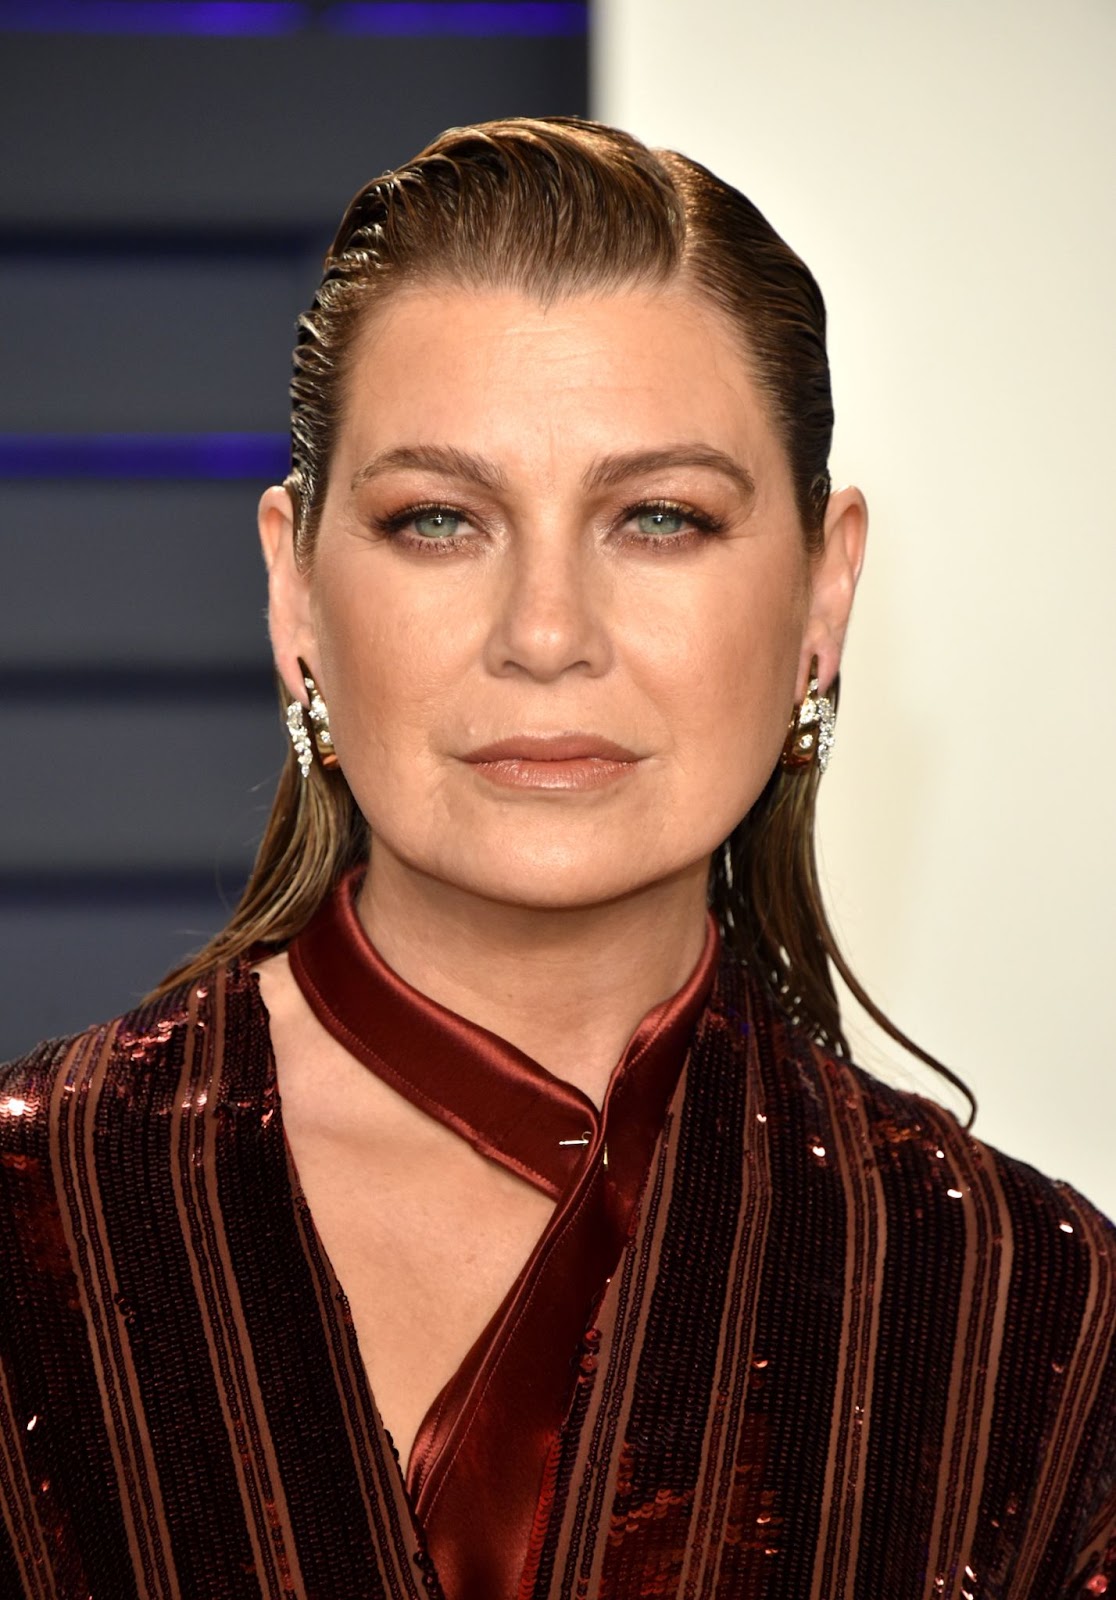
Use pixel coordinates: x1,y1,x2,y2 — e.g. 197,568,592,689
273,1020,556,1470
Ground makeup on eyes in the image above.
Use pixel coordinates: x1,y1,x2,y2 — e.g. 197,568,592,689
368,496,728,554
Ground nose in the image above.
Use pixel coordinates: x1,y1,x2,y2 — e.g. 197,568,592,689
484,526,612,682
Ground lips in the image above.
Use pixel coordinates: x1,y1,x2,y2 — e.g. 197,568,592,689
462,734,640,764
460,734,641,792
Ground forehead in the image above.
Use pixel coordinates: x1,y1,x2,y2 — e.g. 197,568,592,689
338,283,783,474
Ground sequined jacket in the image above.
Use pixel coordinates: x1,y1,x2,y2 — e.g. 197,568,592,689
1,948,1115,1599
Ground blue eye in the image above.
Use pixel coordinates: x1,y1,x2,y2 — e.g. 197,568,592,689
636,508,687,536
413,510,461,539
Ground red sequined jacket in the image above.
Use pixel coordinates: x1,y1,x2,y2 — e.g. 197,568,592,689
1,922,1115,1598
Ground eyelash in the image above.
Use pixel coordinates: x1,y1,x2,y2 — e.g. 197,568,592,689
372,498,726,553
620,499,726,547
373,502,473,556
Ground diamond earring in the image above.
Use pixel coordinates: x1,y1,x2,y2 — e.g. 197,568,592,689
780,656,836,774
286,658,339,777
286,696,314,777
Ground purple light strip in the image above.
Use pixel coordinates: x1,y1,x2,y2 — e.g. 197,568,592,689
0,0,588,36
0,2,305,34
0,434,289,481
330,3,587,35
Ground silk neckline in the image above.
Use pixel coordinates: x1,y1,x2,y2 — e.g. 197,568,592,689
286,868,720,1598
290,869,620,1200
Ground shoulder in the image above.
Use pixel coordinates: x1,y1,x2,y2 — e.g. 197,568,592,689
708,972,1116,1587
716,962,1116,1313
818,1044,1116,1581
734,965,1113,1234
828,1024,1116,1394
812,1013,1114,1268
833,1044,1113,1256
0,960,264,1156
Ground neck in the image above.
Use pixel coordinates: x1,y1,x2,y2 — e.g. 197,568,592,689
355,852,713,1107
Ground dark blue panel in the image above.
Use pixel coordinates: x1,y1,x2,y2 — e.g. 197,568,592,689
0,250,310,432
0,480,272,670
0,33,589,228
0,701,282,873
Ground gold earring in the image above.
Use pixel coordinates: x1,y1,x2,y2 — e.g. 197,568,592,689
285,658,339,777
780,656,836,774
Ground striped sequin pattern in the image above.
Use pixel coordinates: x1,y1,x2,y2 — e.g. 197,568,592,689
2,959,1115,1598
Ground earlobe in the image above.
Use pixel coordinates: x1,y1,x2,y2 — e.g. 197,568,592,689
258,484,316,701
799,485,868,694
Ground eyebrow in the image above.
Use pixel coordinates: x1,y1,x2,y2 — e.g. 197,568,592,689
351,445,509,493
582,446,756,500
350,442,756,500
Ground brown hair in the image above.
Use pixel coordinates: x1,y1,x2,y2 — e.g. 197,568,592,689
157,116,973,1119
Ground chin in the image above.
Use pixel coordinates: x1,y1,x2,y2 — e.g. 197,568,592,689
418,837,700,913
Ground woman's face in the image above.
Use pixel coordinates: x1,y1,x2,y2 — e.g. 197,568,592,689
263,284,865,913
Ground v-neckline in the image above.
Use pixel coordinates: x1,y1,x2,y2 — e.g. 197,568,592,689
258,876,719,1597
262,1029,432,1486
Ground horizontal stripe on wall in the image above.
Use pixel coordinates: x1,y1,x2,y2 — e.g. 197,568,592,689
10,665,276,703
0,1,588,36
0,227,326,258
0,434,288,479
329,4,588,34
0,866,250,903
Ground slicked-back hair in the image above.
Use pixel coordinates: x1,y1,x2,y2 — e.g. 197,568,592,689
156,117,971,1118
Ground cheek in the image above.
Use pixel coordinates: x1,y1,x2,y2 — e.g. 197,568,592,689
311,571,455,765
636,571,804,773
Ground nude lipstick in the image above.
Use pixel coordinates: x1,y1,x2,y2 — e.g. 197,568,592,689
460,735,641,791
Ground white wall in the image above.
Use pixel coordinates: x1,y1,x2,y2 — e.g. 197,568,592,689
595,0,1116,1215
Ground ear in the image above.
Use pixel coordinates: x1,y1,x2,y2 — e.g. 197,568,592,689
797,485,868,696
258,485,316,704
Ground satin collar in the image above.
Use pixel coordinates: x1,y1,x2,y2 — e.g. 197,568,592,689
287,869,720,1599
288,868,717,1203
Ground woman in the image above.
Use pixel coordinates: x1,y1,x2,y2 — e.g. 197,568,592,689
1,118,1113,1600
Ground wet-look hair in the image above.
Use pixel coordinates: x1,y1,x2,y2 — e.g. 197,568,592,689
158,117,972,1119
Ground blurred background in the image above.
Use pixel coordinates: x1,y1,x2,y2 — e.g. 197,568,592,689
596,0,1115,1212
0,0,588,1046
3,0,1114,1213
